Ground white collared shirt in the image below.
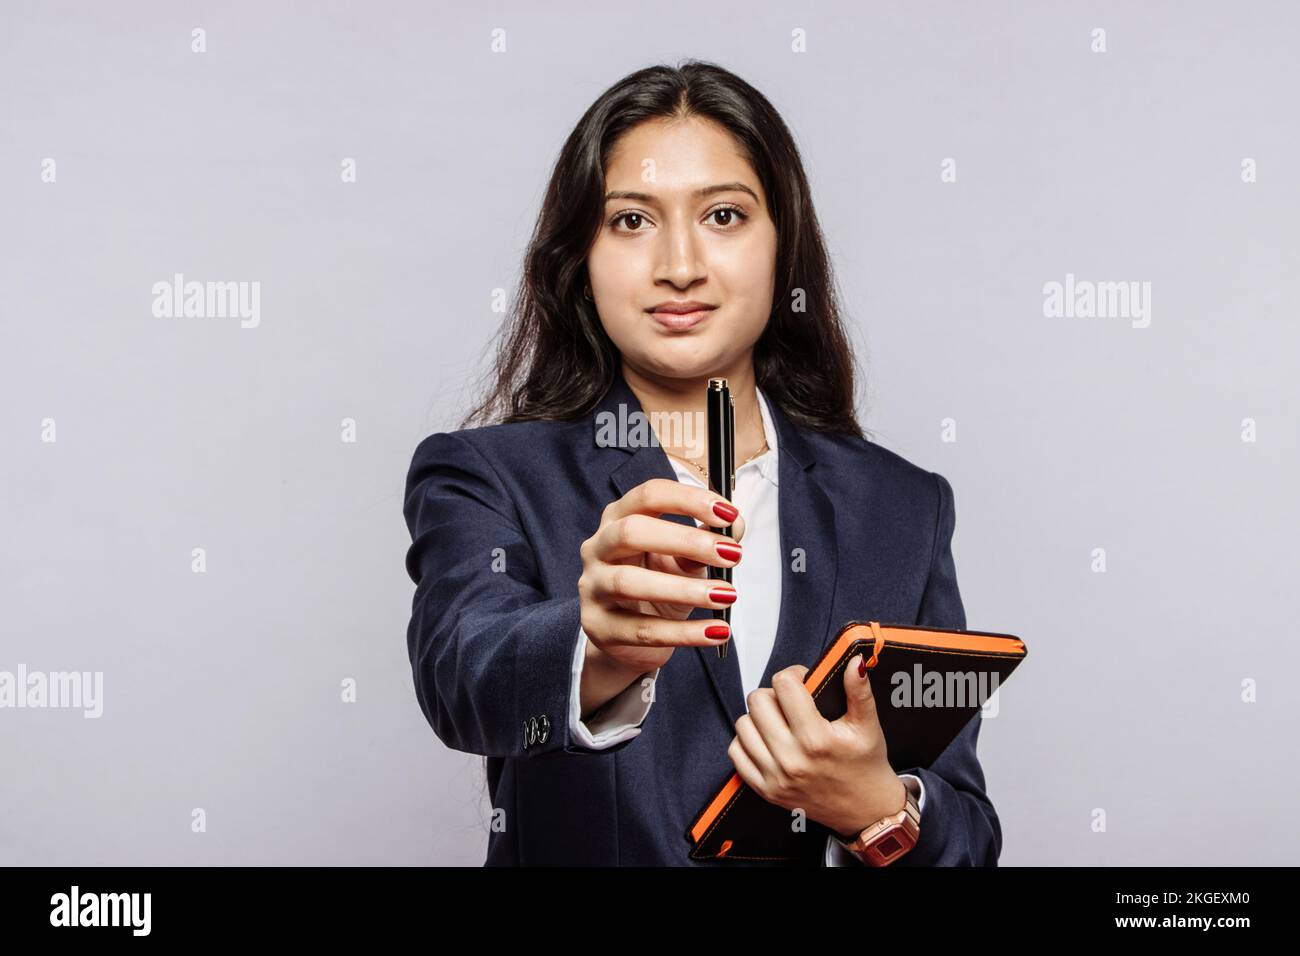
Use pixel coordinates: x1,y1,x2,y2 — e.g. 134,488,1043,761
568,386,924,864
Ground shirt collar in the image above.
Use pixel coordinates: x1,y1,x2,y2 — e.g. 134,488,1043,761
748,385,779,486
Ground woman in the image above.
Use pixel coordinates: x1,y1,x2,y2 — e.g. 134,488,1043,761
403,60,1000,866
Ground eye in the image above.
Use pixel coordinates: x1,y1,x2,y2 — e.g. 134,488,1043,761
608,211,650,232
707,205,749,229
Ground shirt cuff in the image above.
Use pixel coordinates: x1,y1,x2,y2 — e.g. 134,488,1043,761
568,627,659,749
901,772,926,816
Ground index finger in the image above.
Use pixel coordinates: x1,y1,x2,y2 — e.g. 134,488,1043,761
770,665,825,743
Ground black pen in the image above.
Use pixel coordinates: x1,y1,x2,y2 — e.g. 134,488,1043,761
706,378,734,659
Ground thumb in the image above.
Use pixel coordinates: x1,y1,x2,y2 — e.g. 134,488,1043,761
839,653,877,730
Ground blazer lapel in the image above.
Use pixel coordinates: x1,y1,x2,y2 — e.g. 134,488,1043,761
590,371,840,728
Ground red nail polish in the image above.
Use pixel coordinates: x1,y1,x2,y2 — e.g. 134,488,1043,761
713,501,738,522
715,542,742,562
705,624,730,640
709,587,737,605
858,654,869,679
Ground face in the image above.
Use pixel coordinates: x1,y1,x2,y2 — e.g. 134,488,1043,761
586,116,778,382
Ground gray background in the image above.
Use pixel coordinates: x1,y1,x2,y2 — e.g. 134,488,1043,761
2,1,1296,865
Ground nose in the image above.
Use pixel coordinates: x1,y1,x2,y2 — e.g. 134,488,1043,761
653,218,707,289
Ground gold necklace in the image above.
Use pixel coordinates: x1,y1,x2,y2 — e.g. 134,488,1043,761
667,440,770,482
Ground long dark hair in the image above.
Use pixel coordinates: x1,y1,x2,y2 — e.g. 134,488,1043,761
459,59,864,438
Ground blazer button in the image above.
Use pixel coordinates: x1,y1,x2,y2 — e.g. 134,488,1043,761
523,716,538,748
536,714,550,744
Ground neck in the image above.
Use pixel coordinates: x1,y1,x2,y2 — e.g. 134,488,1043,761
619,356,766,465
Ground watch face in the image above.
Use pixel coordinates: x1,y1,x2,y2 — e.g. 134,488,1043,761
874,831,906,858
867,820,917,865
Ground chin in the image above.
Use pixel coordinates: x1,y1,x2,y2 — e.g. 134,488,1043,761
633,346,722,380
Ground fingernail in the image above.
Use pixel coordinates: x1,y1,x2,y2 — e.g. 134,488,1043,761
858,654,869,679
712,500,738,522
715,542,742,562
705,624,730,640
709,587,738,605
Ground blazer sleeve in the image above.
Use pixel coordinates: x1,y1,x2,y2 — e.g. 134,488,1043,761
402,430,636,759
891,471,1004,866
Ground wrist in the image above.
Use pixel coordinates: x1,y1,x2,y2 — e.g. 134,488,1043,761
832,775,921,866
832,774,910,840
579,638,649,720
584,638,645,683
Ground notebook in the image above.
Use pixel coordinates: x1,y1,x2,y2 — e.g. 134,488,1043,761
685,619,1028,862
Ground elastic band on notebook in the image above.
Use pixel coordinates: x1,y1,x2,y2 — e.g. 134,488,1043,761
865,621,885,670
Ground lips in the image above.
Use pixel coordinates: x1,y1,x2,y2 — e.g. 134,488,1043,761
650,306,716,331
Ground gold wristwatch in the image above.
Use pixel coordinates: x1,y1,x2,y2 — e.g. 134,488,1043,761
833,776,922,866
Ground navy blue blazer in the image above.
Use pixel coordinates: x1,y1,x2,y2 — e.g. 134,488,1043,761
402,371,1001,866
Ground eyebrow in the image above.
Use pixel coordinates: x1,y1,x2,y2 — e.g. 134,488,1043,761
604,182,760,204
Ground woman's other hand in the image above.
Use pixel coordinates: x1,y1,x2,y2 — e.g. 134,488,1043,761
727,658,909,839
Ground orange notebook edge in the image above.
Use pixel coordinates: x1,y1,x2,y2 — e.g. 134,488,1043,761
685,620,1026,847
